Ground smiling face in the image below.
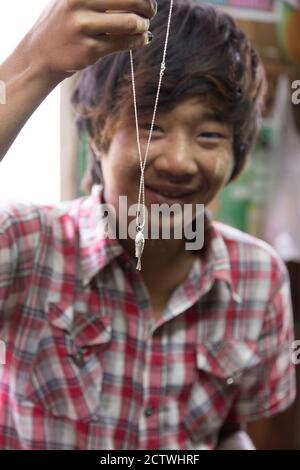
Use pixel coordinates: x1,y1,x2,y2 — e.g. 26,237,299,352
98,96,234,231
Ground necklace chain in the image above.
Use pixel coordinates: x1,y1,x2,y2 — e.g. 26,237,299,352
130,0,174,235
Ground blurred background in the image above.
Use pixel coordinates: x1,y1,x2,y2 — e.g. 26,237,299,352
1,0,300,449
205,1,300,449
0,0,61,204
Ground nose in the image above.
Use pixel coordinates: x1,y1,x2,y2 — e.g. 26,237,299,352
152,135,198,181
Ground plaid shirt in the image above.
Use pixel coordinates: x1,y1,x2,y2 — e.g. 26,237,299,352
0,184,296,450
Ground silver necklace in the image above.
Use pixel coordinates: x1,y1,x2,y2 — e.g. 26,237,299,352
130,0,174,271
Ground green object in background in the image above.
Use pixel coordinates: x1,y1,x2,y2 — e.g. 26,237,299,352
216,166,252,232
77,132,89,197
216,126,273,234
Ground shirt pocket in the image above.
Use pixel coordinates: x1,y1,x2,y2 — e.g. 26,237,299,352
183,339,260,445
22,303,112,423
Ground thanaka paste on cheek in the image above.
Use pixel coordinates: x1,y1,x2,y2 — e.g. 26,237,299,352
212,149,233,183
213,155,225,179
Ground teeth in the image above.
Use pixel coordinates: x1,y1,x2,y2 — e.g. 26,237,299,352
155,190,179,198
147,186,183,198
159,192,179,197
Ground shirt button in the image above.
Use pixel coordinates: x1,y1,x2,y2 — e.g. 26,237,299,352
124,261,133,272
73,349,85,368
144,407,155,417
226,371,242,385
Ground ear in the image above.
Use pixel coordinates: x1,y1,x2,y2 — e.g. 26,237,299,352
79,137,104,194
88,137,101,161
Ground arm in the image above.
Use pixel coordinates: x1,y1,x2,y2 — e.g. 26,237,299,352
216,431,255,450
0,0,156,161
216,422,255,450
0,36,63,161
216,257,296,451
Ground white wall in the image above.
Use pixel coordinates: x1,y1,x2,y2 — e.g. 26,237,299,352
0,0,61,204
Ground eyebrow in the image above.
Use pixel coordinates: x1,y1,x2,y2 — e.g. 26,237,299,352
194,111,228,125
139,110,230,126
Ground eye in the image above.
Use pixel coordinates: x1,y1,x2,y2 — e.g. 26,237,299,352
141,123,164,133
198,132,225,139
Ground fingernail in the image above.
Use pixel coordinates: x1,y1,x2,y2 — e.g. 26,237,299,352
147,31,154,42
151,1,158,16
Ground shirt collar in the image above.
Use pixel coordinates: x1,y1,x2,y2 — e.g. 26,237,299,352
78,184,241,303
202,212,242,303
78,184,125,287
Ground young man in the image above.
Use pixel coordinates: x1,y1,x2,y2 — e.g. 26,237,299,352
0,0,296,450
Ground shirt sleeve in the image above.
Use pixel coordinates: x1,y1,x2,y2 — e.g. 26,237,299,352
227,259,297,422
0,203,41,319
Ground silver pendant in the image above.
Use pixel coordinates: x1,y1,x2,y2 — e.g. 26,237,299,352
135,229,145,271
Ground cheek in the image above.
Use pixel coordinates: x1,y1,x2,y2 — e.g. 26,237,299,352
198,149,233,204
207,146,233,186
101,151,139,203
106,131,140,179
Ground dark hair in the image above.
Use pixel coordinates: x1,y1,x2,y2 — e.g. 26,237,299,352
71,0,267,194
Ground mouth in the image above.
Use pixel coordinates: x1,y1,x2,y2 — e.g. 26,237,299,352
144,183,197,205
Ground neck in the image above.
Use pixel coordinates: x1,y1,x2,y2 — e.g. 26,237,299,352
119,222,199,297
121,233,188,272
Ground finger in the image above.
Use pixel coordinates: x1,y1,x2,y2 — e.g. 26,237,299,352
75,11,150,36
81,0,157,20
86,31,151,58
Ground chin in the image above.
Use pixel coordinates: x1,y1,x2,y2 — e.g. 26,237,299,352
145,212,190,238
